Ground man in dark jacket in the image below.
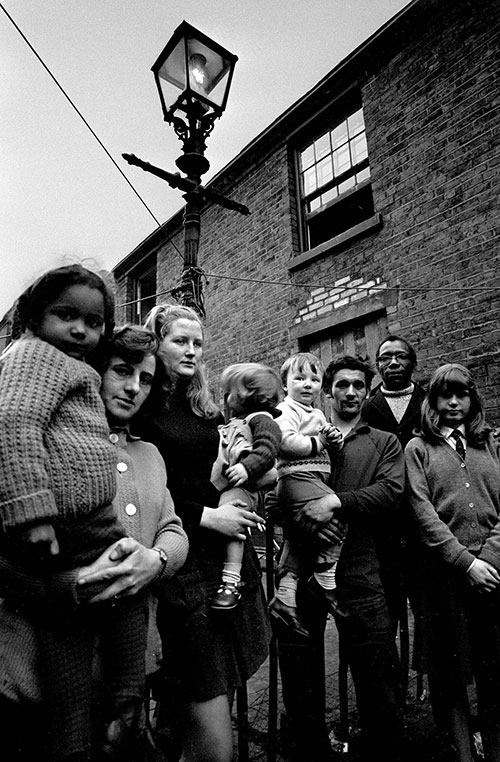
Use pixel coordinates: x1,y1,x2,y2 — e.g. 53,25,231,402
362,334,426,449
362,334,426,629
273,354,405,762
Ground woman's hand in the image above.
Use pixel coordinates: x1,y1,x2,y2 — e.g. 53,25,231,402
201,502,265,541
467,558,500,592
77,537,162,603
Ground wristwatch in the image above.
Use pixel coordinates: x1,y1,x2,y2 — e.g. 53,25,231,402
151,546,168,580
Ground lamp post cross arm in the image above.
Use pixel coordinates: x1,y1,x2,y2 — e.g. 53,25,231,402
122,153,250,216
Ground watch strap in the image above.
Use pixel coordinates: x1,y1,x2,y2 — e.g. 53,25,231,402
152,546,168,580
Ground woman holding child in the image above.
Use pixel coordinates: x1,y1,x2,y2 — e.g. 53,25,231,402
0,268,188,762
140,304,271,762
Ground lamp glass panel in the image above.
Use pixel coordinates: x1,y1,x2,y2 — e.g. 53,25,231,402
156,38,187,109
158,38,187,90
186,37,232,107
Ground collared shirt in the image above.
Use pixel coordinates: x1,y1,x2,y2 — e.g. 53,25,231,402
441,424,467,453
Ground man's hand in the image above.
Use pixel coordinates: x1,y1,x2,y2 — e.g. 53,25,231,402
295,494,342,533
316,518,346,545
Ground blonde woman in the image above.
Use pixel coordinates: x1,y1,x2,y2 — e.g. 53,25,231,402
140,305,271,762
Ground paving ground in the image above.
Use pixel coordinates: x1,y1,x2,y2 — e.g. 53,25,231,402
232,613,450,762
150,555,482,762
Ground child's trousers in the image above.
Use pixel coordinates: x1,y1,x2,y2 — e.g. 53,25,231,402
36,594,148,760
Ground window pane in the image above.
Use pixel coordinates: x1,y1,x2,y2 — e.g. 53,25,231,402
314,132,331,161
300,144,315,171
333,143,351,176
317,156,333,187
331,121,348,150
297,102,373,252
303,165,317,195
356,167,371,183
321,186,338,205
338,176,356,195
350,133,368,165
347,108,365,137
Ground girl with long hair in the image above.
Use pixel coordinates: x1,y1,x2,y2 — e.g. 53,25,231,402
406,363,500,762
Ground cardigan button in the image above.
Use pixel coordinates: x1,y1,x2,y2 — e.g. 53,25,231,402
460,463,466,468
117,462,128,473
469,502,474,508
109,433,119,444
125,503,137,516
465,482,470,488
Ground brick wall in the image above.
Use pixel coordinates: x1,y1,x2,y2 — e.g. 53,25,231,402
114,0,500,422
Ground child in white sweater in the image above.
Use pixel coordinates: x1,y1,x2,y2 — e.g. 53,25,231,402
269,353,346,637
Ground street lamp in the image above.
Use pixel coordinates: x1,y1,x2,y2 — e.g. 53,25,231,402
124,21,243,317
152,20,237,176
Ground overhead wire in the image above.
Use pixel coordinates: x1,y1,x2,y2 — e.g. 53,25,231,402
0,2,167,231
2,2,500,341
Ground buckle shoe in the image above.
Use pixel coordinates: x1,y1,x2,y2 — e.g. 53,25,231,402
210,580,241,610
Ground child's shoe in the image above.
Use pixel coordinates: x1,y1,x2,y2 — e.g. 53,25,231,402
100,718,133,760
268,596,310,638
307,575,349,618
210,580,241,610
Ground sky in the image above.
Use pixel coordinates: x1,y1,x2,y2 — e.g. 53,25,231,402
0,0,412,318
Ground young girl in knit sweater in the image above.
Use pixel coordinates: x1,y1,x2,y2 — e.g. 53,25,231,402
405,363,500,762
0,265,147,762
210,362,282,610
269,352,346,637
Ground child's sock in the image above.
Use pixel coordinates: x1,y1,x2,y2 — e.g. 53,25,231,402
221,562,242,585
313,564,337,590
275,572,298,608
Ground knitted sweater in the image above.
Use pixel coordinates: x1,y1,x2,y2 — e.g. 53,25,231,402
0,429,189,700
211,411,281,490
276,396,330,477
0,337,116,531
405,434,500,574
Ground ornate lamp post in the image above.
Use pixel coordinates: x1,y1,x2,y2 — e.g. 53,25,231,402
124,21,248,317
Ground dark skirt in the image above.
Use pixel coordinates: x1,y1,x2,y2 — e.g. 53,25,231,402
412,552,500,683
154,541,271,704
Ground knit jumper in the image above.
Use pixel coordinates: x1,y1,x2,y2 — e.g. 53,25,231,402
276,395,330,478
405,434,500,574
211,411,281,491
0,337,116,531
0,428,189,701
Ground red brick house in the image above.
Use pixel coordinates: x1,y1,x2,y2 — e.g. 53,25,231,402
113,0,500,421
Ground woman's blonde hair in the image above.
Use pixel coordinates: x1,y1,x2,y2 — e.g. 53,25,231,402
143,303,219,419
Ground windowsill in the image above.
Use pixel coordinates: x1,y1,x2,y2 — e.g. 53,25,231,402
288,213,382,271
